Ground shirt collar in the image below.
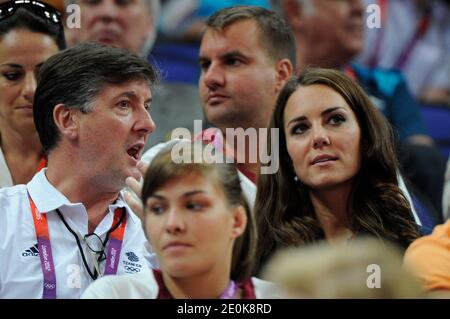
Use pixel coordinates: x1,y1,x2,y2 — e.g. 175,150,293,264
113,191,140,225
27,168,71,213
27,169,140,225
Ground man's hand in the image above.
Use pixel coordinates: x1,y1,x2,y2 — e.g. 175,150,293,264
124,160,149,220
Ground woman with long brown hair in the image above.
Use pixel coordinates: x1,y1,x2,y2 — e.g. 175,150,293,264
255,68,420,272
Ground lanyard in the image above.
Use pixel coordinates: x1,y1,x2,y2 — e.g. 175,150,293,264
394,6,430,69
28,194,127,299
368,0,430,69
36,157,47,172
29,195,57,299
104,208,127,275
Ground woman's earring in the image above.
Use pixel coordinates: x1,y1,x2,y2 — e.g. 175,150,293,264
294,175,301,186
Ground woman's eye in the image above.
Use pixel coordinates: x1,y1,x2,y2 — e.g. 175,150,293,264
186,202,203,211
291,123,309,135
329,114,346,125
3,72,22,81
149,205,164,215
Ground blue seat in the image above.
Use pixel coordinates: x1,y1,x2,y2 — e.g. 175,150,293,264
420,104,450,158
149,41,200,85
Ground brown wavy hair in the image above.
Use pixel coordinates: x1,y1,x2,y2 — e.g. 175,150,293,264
254,68,420,272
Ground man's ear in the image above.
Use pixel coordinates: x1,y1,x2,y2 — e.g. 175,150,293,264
53,104,79,141
231,205,248,239
275,58,294,93
283,0,306,32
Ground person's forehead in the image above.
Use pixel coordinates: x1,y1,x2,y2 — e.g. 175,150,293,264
79,0,150,10
201,20,266,55
94,79,152,98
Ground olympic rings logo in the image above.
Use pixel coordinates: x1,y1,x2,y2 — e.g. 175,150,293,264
44,283,56,289
124,266,140,273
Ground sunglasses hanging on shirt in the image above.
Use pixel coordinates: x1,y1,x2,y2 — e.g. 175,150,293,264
56,208,126,280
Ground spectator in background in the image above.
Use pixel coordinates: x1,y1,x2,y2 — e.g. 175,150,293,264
65,0,159,56
159,0,271,43
357,0,450,105
264,237,425,298
82,141,283,299
254,69,420,273
0,0,65,187
273,0,446,223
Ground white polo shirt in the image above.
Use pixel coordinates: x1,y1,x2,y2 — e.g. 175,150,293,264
0,169,157,299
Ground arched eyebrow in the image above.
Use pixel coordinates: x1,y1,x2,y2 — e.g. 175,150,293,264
287,107,344,126
0,63,22,68
182,190,205,198
149,190,206,200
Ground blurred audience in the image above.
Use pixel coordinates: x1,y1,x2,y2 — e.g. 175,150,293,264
159,0,271,43
358,0,450,105
65,0,159,56
264,237,425,298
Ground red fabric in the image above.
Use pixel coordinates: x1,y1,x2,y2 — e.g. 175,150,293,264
154,269,174,299
236,163,257,184
238,278,256,299
153,269,257,299
36,157,47,173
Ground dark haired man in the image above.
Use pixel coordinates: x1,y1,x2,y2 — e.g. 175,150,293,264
0,43,158,298
197,5,296,181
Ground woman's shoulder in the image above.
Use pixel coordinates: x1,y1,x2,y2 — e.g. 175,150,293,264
81,267,158,299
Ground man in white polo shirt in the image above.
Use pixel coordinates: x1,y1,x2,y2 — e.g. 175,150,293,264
0,43,158,298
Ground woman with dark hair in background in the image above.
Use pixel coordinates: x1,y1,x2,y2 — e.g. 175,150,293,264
0,0,65,187
255,68,420,272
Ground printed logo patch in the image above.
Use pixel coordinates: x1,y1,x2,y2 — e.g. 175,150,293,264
123,251,142,274
22,243,39,257
126,251,139,262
